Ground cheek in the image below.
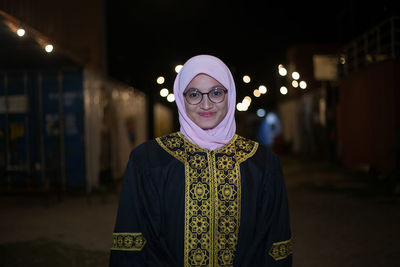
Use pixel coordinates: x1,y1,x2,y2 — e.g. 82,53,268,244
184,101,195,117
220,100,229,118
184,101,189,113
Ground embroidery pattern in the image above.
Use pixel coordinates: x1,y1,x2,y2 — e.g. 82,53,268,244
156,132,187,163
156,132,258,266
111,233,147,251
268,239,293,261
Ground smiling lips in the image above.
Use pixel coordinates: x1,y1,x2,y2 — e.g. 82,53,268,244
199,112,215,118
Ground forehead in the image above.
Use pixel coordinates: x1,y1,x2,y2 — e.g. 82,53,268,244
185,74,223,89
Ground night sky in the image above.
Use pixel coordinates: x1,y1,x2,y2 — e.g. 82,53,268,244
105,0,399,105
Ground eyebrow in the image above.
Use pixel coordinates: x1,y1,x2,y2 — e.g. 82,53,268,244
184,85,226,92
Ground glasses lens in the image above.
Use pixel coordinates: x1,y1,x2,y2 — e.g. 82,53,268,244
185,89,202,104
209,88,226,103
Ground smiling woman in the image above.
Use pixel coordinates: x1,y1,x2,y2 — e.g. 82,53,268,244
109,55,292,267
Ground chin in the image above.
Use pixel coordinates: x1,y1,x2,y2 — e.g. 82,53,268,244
199,123,218,130
190,116,221,130
199,125,213,130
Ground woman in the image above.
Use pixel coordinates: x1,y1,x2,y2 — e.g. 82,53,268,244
109,55,292,266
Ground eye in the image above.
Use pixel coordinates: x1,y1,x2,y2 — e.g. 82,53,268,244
187,90,200,98
212,88,225,96
212,90,222,96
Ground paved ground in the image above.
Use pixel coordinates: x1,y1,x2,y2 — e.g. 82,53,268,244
0,155,399,266
283,156,400,267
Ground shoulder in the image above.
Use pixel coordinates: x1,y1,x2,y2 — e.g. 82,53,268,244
128,136,179,168
236,135,282,173
254,143,281,166
235,135,277,161
133,139,161,157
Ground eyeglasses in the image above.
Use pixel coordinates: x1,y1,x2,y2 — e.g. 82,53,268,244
183,87,228,105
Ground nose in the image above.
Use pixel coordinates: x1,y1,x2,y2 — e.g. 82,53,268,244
199,95,213,110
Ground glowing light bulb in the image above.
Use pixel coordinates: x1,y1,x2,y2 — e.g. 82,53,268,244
258,85,267,94
160,88,169,97
167,93,175,102
157,76,165,84
257,109,266,117
175,65,183,73
279,67,287,76
45,44,53,53
17,28,25,37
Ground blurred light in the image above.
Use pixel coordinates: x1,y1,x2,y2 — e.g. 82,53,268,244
160,88,169,97
45,44,53,53
292,80,299,88
299,81,307,89
278,64,284,69
280,86,288,95
340,55,346,64
167,93,175,102
17,28,25,37
236,103,244,111
242,75,251,83
236,102,249,111
242,98,251,107
258,85,267,94
175,65,183,73
278,67,287,76
291,72,300,80
156,76,165,84
257,109,266,117
242,98,251,110
244,96,252,103
253,89,261,97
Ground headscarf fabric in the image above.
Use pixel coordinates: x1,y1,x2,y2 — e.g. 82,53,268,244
173,54,236,150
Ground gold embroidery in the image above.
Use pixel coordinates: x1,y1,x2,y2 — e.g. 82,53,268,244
268,239,293,261
111,233,146,251
166,136,184,149
189,154,207,169
156,132,187,163
216,155,235,170
156,132,258,266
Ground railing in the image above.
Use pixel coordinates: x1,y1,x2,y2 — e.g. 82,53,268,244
339,16,400,76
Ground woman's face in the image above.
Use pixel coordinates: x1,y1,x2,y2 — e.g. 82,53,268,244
184,74,228,130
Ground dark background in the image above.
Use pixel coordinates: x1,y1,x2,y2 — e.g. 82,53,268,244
106,0,399,100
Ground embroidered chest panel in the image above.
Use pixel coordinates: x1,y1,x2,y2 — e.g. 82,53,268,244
156,132,258,267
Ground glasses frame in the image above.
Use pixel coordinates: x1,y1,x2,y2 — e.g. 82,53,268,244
183,87,228,105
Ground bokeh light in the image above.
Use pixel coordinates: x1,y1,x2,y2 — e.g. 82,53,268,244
157,76,165,84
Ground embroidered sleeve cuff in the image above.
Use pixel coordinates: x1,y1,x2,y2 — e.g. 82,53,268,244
268,238,293,261
111,233,147,251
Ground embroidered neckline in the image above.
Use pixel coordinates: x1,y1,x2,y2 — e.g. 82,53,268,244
176,131,239,154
